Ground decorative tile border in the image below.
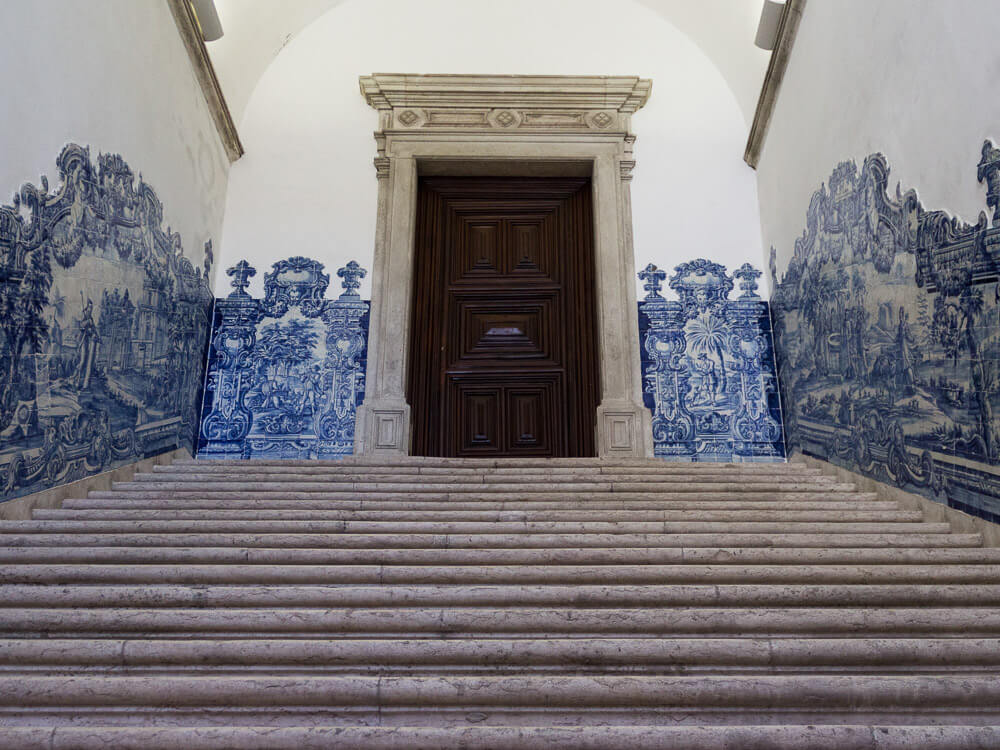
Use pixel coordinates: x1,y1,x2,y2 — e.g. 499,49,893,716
197,257,369,460
637,259,785,462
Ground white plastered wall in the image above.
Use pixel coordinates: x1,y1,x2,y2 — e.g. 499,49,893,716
0,0,230,283
216,0,767,301
757,0,1000,272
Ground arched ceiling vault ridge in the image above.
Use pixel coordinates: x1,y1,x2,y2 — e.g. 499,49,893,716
210,0,768,128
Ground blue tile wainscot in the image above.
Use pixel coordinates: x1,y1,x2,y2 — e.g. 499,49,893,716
770,140,1000,523
638,259,785,462
0,145,213,502
197,257,370,460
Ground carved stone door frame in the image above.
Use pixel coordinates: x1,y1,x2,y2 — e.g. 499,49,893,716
355,74,653,458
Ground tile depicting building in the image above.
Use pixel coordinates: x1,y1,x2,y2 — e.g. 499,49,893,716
771,140,1000,522
197,257,369,460
638,259,785,462
0,144,214,501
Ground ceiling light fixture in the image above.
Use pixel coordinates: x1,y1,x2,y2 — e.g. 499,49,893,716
754,0,786,51
189,0,224,42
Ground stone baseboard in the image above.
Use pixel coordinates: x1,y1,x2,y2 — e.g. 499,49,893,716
0,448,191,521
791,451,1000,547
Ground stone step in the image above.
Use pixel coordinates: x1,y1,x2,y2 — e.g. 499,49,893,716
0,520,947,535
159,461,822,474
135,471,841,485
0,532,979,549
175,457,799,468
0,638,997,674
63,497,899,511
0,545,997,566
0,725,996,750
86,489,880,502
1,584,997,608
0,675,998,726
3,563,997,586
112,480,855,493
32,508,923,523
5,607,998,638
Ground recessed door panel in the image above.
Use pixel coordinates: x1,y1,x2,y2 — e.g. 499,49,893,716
409,177,599,457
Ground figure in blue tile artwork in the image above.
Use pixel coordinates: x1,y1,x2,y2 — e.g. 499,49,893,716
0,145,213,501
638,259,784,462
197,257,369,460
770,140,1000,522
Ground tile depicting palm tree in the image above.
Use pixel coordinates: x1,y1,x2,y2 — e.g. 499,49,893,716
770,141,1000,522
637,259,785,462
0,144,213,502
197,257,369,460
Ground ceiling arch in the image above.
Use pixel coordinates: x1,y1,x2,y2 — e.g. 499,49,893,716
209,0,770,128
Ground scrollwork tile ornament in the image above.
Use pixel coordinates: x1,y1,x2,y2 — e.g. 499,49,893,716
771,140,1000,524
638,259,784,463
261,256,330,318
198,258,370,461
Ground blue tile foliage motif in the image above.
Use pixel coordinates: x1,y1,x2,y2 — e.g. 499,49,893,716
0,144,214,501
638,259,785,462
770,141,1000,523
197,257,369,460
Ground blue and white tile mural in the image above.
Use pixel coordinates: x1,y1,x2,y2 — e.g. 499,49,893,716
0,144,214,501
197,257,369,460
638,259,785,462
770,140,1000,523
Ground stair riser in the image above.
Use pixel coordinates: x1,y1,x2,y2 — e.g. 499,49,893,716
112,481,856,493
2,564,998,585
0,533,980,549
1,584,998,608
3,608,997,637
156,462,822,474
85,490,881,502
33,510,922,523
2,546,995,566
62,498,898,511
0,638,998,672
133,473,841,485
0,521,949,535
1,725,997,750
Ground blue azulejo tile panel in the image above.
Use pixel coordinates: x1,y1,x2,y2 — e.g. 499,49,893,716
197,257,370,460
637,259,785,463
770,140,1000,524
0,145,214,501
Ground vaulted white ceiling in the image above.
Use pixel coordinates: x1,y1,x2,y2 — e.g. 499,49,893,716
208,0,771,128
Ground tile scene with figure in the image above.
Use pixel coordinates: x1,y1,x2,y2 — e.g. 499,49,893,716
197,257,369,460
638,258,785,462
0,144,213,502
770,140,1000,522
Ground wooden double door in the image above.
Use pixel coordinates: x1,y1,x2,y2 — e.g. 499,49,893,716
408,177,599,457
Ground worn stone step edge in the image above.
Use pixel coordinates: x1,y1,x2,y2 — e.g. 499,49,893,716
2,674,1000,710
175,457,797,467
62,498,899,511
2,725,999,750
0,637,998,670
134,472,841,485
33,509,924,524
4,607,998,637
112,481,857,493
86,490,881,502
160,461,822,473
3,563,998,586
1,583,998,608
0,532,980,549
3,546,993,566
0,521,951,536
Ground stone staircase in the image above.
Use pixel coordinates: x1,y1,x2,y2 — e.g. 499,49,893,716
0,457,999,748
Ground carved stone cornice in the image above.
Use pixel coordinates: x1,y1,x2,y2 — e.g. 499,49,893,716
167,0,244,163
359,74,651,136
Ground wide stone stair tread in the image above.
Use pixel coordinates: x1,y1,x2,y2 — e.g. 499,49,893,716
1,457,998,745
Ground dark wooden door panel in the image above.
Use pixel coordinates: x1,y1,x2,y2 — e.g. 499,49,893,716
409,177,598,457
